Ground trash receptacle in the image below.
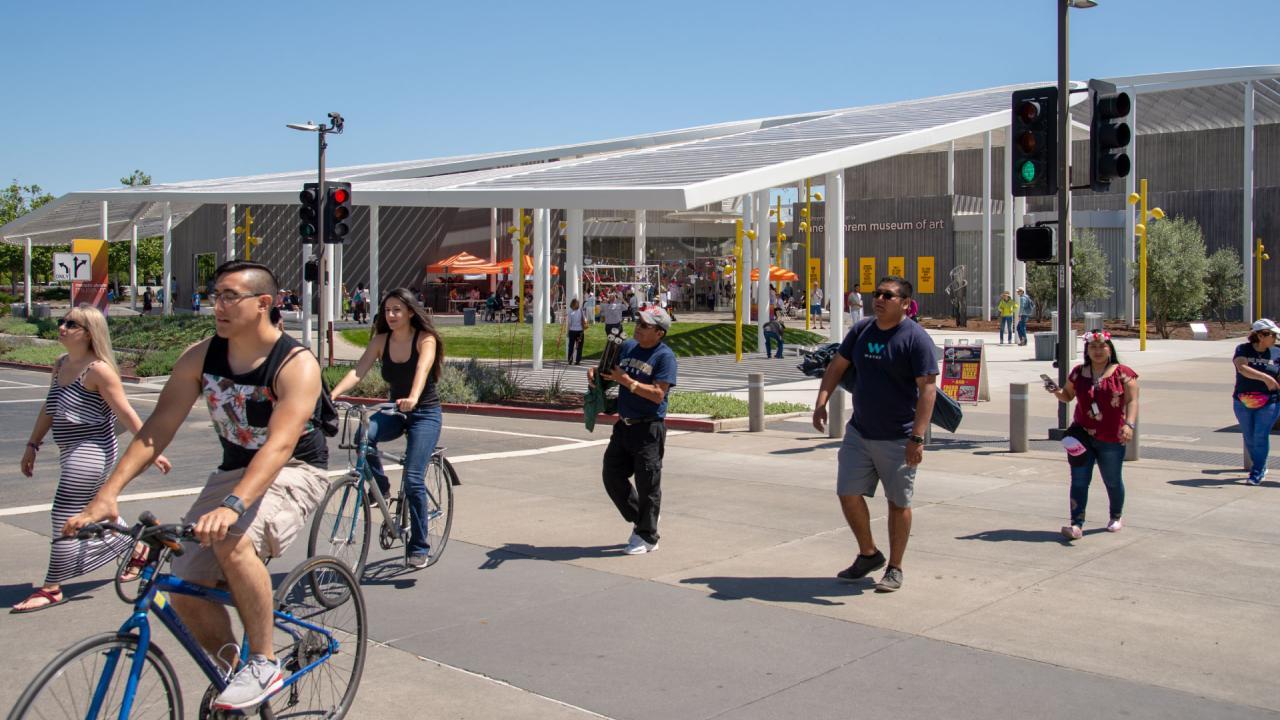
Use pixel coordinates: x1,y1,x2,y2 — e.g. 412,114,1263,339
463,308,476,326
1034,332,1057,361
9,303,26,318
1084,312,1103,332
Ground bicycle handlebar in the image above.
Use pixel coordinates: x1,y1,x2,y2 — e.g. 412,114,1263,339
73,511,197,556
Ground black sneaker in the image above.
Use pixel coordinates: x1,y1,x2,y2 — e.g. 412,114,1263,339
836,550,885,582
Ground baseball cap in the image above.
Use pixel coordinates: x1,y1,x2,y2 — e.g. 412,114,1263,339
1252,318,1279,333
638,306,672,332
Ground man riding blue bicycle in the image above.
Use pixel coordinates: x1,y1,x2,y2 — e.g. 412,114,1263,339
64,260,331,712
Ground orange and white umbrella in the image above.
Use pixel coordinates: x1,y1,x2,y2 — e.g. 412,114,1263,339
726,265,799,281
497,255,560,275
426,251,501,274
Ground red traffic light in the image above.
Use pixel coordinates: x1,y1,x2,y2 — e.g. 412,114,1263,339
1017,100,1039,125
331,188,349,204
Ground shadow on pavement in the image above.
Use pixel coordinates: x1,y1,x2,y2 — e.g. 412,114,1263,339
1169,476,1278,489
0,578,110,606
360,557,420,589
479,543,627,569
679,576,871,605
956,529,1071,544
771,441,841,454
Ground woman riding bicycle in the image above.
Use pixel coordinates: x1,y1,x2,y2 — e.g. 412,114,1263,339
329,288,444,568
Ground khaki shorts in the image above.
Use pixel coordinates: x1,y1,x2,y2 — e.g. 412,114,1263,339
170,460,330,585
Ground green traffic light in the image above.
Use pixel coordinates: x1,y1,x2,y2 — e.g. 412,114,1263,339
1018,160,1037,184
299,223,316,237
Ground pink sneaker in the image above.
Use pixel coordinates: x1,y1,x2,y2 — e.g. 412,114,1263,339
1060,525,1083,540
1106,518,1123,532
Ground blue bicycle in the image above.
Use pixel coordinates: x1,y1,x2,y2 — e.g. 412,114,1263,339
8,512,367,719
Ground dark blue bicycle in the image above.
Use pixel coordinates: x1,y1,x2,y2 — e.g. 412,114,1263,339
8,512,367,719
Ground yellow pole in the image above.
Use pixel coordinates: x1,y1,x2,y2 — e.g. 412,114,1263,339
734,219,744,362
775,195,783,267
1257,238,1266,319
804,179,812,331
1139,179,1148,351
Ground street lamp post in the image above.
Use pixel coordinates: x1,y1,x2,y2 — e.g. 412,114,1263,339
1127,178,1164,350
798,180,823,331
288,113,344,364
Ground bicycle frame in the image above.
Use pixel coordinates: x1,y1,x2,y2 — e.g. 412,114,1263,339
90,560,338,719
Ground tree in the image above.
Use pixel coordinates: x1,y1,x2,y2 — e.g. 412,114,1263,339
1203,247,1245,327
120,170,152,187
0,181,56,291
1022,229,1111,323
1141,216,1209,338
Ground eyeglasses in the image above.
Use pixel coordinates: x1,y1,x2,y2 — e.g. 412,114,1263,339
873,291,899,300
1081,330,1112,343
635,321,653,331
209,290,261,306
1257,331,1275,338
57,318,81,330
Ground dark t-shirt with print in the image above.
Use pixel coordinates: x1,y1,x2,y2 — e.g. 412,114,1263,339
615,339,679,419
1233,342,1280,397
837,318,939,440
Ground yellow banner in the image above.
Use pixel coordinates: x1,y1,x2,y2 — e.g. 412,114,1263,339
888,256,905,277
918,256,935,294
808,258,821,289
859,257,876,289
844,258,849,295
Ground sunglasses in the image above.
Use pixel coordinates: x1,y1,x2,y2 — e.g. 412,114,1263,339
58,318,82,330
1257,331,1275,338
873,291,900,300
635,321,653,330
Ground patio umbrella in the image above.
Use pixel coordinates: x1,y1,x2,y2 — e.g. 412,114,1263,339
426,251,501,274
726,265,799,281
498,255,560,275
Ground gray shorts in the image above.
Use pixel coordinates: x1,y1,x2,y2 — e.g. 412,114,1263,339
836,426,916,507
170,460,330,585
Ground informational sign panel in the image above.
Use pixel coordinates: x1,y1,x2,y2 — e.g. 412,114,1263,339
70,239,109,312
918,256,935,294
859,257,876,289
888,256,905,278
808,258,821,290
53,252,93,281
941,340,989,403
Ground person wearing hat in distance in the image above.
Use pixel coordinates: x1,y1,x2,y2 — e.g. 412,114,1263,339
1233,319,1280,485
587,306,678,554
1015,287,1034,346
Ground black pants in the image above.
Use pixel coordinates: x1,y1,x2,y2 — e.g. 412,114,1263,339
602,420,666,544
567,330,584,364
605,323,622,338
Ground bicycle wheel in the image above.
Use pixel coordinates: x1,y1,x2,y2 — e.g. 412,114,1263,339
266,556,367,719
8,632,182,720
307,475,371,580
422,455,455,566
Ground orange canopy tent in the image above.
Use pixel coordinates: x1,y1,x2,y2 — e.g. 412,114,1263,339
726,265,799,281
426,251,501,274
497,255,560,275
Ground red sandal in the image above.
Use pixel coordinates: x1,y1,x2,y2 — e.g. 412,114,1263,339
10,588,66,614
118,544,149,583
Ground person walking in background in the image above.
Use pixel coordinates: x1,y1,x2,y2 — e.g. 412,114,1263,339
564,297,590,365
191,291,201,314
1045,330,1139,539
14,306,171,613
602,292,625,337
1232,319,1280,485
998,291,1016,345
810,286,825,329
812,276,938,593
847,283,863,325
1016,287,1033,346
142,287,153,315
588,306,677,555
763,309,785,359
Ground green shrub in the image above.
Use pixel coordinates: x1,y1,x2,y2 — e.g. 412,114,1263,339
321,363,390,398
667,391,809,419
0,342,65,366
436,363,479,404
108,315,214,350
132,346,185,377
0,317,40,335
462,359,519,402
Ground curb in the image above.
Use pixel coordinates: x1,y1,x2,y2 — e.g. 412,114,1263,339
0,358,146,384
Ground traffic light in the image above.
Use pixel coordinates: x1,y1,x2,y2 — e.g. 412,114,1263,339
304,258,319,283
299,182,319,245
1010,86,1059,198
1088,79,1132,192
325,182,352,243
1015,225,1055,263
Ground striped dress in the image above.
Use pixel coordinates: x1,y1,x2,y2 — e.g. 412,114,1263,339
43,360,130,584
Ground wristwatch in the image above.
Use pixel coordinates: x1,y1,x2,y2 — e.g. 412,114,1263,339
220,494,246,517
908,433,926,445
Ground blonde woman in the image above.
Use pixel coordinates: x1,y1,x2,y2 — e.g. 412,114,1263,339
14,306,171,613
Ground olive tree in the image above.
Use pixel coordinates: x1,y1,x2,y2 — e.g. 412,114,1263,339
1140,216,1209,338
1203,246,1244,327
1023,229,1110,323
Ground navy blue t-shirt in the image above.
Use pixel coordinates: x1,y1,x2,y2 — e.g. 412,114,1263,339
615,339,678,419
1233,342,1280,397
837,318,939,440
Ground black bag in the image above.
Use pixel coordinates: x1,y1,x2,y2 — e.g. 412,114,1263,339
931,390,963,433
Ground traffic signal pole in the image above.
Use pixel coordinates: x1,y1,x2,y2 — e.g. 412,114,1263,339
316,129,328,365
1055,0,1073,435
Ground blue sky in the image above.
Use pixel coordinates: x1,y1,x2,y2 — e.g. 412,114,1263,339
4,0,1275,196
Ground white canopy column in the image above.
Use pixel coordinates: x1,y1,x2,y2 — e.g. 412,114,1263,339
23,237,32,317
1244,80,1256,319
1124,86,1138,325
566,208,584,303
825,170,846,439
532,208,548,370
162,203,173,316
226,204,236,262
740,196,753,328
982,131,993,321
489,208,498,294
755,191,769,350
543,215,554,322
634,209,647,266
369,206,380,307
947,141,956,196
130,224,138,311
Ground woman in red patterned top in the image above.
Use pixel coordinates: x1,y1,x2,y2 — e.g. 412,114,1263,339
1043,331,1139,540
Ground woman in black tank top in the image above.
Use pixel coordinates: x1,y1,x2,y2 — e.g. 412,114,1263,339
329,288,444,567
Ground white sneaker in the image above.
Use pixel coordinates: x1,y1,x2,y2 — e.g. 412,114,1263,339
624,534,658,554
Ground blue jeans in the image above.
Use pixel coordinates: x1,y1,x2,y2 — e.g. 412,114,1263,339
764,331,783,358
358,406,443,556
1016,316,1028,344
1000,316,1014,343
1233,398,1280,479
1069,439,1126,528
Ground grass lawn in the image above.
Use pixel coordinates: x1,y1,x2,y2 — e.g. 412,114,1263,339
342,322,824,359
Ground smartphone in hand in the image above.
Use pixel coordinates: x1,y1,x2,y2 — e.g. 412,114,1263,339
1040,373,1058,392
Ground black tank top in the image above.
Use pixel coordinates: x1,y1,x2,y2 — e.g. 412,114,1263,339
201,333,329,471
380,329,439,410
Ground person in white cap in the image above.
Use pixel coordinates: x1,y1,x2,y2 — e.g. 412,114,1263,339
587,305,678,554
1233,318,1280,485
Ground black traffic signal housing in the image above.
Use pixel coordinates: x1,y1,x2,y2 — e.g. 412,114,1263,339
304,258,319,284
299,182,320,245
1010,86,1059,198
325,182,352,243
1015,225,1056,263
1088,79,1132,192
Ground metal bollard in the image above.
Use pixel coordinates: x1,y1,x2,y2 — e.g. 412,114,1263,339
748,372,764,432
828,390,845,439
1125,417,1140,461
1010,383,1029,452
